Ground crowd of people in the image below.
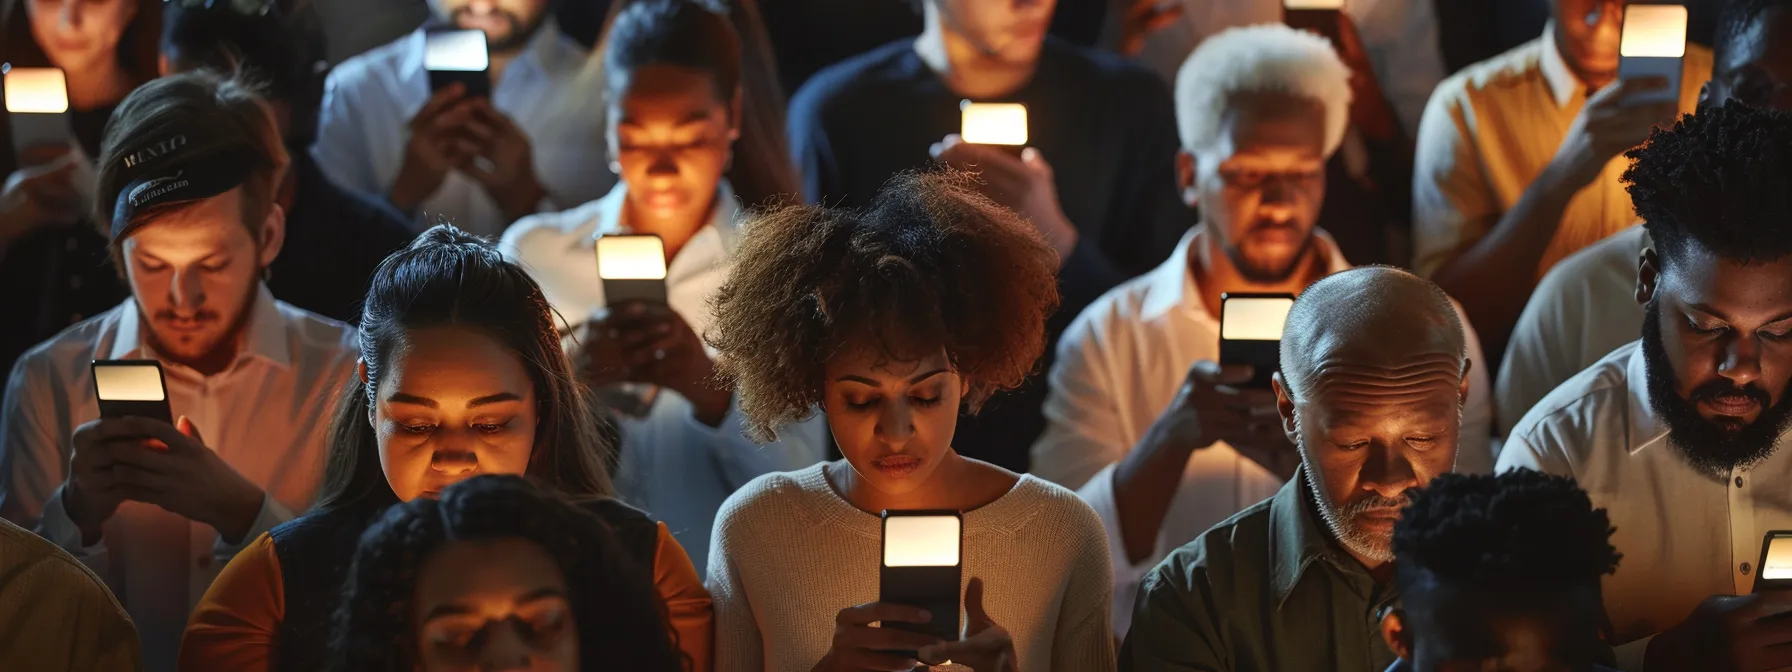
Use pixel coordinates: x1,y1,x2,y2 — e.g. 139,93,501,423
0,0,1787,670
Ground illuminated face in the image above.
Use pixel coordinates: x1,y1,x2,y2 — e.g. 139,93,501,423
373,326,541,502
413,538,577,671
931,0,1057,67
1553,0,1625,83
822,345,966,498
1277,352,1466,563
609,64,736,233
428,0,550,51
26,0,136,75
1703,6,1792,110
1183,92,1328,283
122,188,278,372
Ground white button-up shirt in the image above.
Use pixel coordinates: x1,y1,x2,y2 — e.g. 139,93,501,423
1126,0,1445,139
500,182,828,576
1498,341,1792,670
0,287,355,671
1496,224,1648,436
311,22,612,239
1032,225,1494,636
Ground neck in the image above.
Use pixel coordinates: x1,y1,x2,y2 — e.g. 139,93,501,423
1191,229,1327,321
913,8,1038,99
621,191,718,263
65,63,134,111
827,451,978,513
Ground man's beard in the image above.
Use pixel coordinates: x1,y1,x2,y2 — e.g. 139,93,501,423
1299,441,1408,564
454,7,545,52
143,286,258,370
1223,224,1315,284
1642,302,1792,477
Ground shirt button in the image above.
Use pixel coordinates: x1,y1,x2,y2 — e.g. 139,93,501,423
1737,476,1746,488
196,554,212,570
1743,562,1753,575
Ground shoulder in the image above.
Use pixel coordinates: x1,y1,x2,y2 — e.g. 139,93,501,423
1507,343,1639,450
1045,39,1168,99
1007,476,1105,534
269,505,376,555
1430,37,1545,109
1530,226,1645,308
1145,497,1274,595
788,40,917,121
276,302,359,361
325,30,419,92
499,201,600,262
712,466,827,537
0,518,117,603
8,303,128,395
1063,267,1163,347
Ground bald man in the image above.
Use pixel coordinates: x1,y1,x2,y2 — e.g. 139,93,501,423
1120,267,1472,672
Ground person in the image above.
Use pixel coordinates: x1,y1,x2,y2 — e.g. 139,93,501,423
1496,0,1792,436
158,0,416,324
501,0,823,577
786,0,1194,472
1497,102,1792,672
705,171,1114,671
328,474,687,672
0,70,355,671
1380,469,1623,672
1412,0,1714,362
1120,266,1473,672
179,225,713,671
0,0,160,390
1029,23,1493,636
0,516,140,670
311,0,609,237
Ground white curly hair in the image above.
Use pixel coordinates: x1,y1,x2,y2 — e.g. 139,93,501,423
1174,23,1354,157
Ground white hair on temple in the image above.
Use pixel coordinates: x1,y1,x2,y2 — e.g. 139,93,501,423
1174,23,1354,157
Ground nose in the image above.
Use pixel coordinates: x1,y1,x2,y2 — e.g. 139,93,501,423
430,446,479,477
168,268,206,311
1718,333,1765,389
647,150,679,177
1358,440,1419,499
477,623,532,671
876,400,916,447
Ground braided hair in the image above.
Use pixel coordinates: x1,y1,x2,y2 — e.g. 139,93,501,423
327,474,686,671
1393,469,1620,596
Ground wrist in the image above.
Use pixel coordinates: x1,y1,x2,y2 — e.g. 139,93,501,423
211,480,264,544
62,481,104,546
496,173,547,221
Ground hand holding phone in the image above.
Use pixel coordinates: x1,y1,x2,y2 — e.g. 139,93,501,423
424,29,492,98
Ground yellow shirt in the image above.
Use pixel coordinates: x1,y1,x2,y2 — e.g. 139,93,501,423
0,518,140,670
1411,29,1711,279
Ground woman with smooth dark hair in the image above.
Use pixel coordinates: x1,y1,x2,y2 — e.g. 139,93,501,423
181,225,712,671
705,171,1115,672
329,474,686,672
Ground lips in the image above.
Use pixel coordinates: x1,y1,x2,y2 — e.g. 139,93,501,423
872,455,922,479
1703,394,1762,417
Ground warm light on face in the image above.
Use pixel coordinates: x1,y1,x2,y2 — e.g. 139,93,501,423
424,30,490,71
1283,0,1345,8
1620,5,1688,58
595,235,668,280
4,66,69,114
1221,297,1296,341
883,515,961,567
94,363,166,401
1765,534,1792,580
960,102,1028,146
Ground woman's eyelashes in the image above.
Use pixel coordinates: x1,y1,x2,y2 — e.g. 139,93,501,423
842,391,944,411
395,418,516,436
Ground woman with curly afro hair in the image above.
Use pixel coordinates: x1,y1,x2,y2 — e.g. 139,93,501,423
329,474,687,671
703,170,1117,672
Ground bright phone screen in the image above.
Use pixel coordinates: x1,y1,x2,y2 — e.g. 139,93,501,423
3,66,69,114
94,364,165,402
1764,534,1792,580
883,515,961,567
424,30,490,71
1221,297,1296,341
960,102,1028,146
596,235,668,280
1620,5,1688,58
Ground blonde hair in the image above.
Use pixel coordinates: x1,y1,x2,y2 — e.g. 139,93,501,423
1174,23,1354,157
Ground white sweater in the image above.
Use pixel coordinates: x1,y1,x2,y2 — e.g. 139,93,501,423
706,462,1117,672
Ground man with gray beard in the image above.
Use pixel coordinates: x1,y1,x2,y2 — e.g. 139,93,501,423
1121,266,1471,672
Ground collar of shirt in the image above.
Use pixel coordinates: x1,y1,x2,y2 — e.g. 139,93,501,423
1266,468,1392,610
107,283,292,372
1620,341,1675,456
1139,224,1351,324
1539,21,1584,109
395,18,585,98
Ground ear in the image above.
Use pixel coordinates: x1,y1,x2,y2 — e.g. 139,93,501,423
1176,149,1199,208
1381,608,1413,660
257,203,287,271
1697,80,1712,110
727,85,743,142
357,358,376,426
1271,372,1299,440
1635,248,1660,306
157,54,172,78
1457,356,1472,407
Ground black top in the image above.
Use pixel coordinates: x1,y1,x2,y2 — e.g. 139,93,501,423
787,37,1192,471
266,496,662,672
267,155,417,324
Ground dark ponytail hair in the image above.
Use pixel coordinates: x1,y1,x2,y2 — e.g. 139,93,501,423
328,475,686,672
314,224,617,512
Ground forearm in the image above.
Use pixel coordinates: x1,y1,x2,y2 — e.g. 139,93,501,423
1431,159,1585,350
1111,428,1195,565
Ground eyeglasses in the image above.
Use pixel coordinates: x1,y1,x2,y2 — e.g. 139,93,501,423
165,0,275,17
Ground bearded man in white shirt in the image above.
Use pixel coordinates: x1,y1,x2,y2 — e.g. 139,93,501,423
312,0,610,237
1029,23,1492,636
1498,101,1792,672
0,72,356,671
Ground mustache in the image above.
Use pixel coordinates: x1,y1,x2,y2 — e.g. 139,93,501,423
152,310,220,323
1688,380,1771,406
1341,493,1409,517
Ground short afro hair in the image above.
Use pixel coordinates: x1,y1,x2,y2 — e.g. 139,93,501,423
1623,100,1792,270
1174,24,1353,157
1393,470,1620,596
705,170,1060,442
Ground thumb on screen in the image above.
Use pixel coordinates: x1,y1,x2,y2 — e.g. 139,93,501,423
176,415,204,445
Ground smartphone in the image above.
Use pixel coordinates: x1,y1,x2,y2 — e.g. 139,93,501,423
3,64,73,165
1617,4,1687,107
879,510,963,656
91,360,173,424
1756,531,1792,592
595,233,669,306
424,29,493,98
1219,293,1297,389
1283,0,1345,44
959,101,1027,156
